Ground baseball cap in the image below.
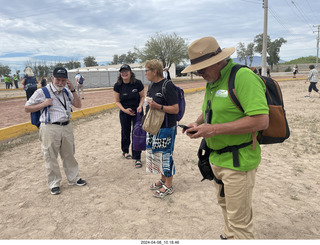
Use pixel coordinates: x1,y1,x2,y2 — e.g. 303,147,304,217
119,64,131,72
53,67,68,78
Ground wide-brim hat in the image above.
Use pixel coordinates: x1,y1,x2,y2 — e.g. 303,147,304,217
181,36,235,73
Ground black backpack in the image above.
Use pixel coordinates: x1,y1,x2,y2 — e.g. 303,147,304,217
162,79,186,121
228,64,290,144
79,76,84,84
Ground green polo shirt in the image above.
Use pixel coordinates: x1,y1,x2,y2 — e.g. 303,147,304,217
202,59,269,171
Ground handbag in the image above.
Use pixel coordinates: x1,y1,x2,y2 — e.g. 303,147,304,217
198,138,214,182
132,112,146,151
197,138,225,197
142,108,165,135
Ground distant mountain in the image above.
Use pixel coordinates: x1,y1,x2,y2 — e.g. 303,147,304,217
233,56,286,67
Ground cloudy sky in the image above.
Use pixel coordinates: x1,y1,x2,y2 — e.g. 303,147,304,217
0,0,319,73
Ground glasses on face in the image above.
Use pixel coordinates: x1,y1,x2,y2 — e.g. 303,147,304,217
120,70,129,74
197,68,206,75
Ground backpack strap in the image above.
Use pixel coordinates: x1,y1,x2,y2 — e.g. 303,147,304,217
162,79,170,127
41,87,51,124
228,64,246,112
147,82,153,97
228,64,257,151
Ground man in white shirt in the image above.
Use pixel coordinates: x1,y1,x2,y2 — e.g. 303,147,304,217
25,67,87,195
75,72,85,99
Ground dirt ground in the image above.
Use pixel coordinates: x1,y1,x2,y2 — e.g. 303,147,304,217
1,76,320,240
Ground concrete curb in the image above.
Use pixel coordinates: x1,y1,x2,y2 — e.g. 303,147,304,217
0,87,205,142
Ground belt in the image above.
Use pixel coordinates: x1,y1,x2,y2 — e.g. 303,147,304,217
212,141,253,168
52,121,70,126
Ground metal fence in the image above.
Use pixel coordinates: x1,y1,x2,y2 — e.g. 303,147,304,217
68,69,151,89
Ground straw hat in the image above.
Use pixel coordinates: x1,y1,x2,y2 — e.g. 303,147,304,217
181,36,235,73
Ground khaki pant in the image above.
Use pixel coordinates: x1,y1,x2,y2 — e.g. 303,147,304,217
212,165,257,239
77,84,84,99
39,123,79,189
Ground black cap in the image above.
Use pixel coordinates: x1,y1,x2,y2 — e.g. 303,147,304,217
119,64,131,72
53,67,68,78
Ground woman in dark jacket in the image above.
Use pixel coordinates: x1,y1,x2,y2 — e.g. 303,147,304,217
21,67,39,100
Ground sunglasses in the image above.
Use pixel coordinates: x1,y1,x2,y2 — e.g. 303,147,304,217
197,68,206,75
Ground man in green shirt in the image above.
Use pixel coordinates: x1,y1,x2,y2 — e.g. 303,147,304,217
4,75,11,89
181,36,269,239
13,74,19,89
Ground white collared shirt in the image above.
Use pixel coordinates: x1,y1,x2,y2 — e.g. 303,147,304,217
25,83,74,123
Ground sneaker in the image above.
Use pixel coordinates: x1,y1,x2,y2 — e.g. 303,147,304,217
76,178,87,186
220,234,227,240
305,95,310,98
50,187,61,195
69,178,87,186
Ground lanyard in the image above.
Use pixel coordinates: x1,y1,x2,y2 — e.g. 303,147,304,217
50,85,67,111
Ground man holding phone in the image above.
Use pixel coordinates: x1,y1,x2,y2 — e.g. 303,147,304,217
181,36,269,239
25,67,87,195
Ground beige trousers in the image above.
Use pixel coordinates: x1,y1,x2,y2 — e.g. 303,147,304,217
76,84,84,99
212,164,257,239
39,123,79,189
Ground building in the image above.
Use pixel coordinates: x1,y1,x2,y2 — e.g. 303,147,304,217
68,63,176,89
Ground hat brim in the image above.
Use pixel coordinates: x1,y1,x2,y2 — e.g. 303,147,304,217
119,68,131,72
181,47,235,73
54,74,68,78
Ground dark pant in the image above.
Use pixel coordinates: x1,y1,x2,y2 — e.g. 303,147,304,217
309,82,319,93
119,110,141,160
26,85,37,100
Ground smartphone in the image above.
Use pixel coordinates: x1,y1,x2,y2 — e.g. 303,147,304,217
178,124,197,134
178,124,190,130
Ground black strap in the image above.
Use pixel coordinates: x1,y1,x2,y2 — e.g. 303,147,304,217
228,64,247,112
212,141,252,167
213,175,225,197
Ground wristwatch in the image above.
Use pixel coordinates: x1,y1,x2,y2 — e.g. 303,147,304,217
160,105,164,111
70,89,76,92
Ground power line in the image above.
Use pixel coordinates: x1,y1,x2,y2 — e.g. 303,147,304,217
290,0,314,32
313,25,320,66
304,0,320,24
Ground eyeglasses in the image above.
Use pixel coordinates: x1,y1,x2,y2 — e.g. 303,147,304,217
197,68,206,75
145,69,152,73
120,70,129,73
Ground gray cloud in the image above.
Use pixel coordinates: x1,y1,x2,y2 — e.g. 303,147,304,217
0,0,319,72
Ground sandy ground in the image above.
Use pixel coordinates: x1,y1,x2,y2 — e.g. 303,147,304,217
0,78,320,240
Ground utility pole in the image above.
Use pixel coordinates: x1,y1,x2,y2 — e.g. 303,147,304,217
313,25,320,67
262,0,268,76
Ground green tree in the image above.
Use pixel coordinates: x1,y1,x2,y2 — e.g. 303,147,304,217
124,51,138,64
0,64,11,77
246,43,255,66
110,51,138,65
237,42,247,65
110,54,119,65
65,60,81,70
254,34,287,69
135,32,188,69
37,65,51,77
236,42,255,66
83,56,98,67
